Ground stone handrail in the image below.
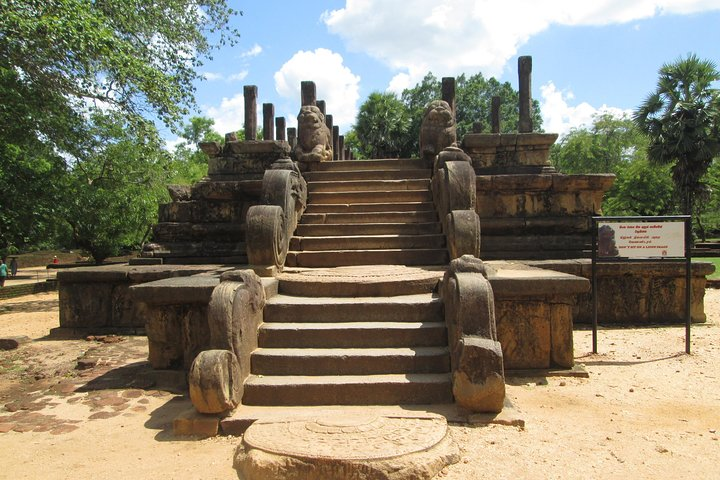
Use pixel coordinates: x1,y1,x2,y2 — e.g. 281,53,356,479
439,256,505,412
245,157,307,274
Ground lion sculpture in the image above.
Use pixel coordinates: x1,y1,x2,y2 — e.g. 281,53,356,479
294,105,333,165
419,100,457,164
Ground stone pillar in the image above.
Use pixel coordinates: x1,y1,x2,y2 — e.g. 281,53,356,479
491,96,502,134
518,56,533,133
317,100,326,116
263,103,275,141
287,127,297,149
338,135,345,160
325,114,334,160
333,126,340,161
244,85,257,141
442,77,456,116
275,117,286,141
345,146,351,160
473,122,484,134
301,81,316,107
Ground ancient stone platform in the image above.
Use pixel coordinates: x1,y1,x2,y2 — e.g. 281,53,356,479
234,411,460,480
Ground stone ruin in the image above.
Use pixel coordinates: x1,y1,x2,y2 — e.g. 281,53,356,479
55,55,715,478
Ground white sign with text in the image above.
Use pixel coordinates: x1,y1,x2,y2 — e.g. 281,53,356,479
597,221,685,258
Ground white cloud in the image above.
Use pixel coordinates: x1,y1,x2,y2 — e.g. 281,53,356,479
540,82,631,137
323,0,720,90
274,48,361,130
204,93,245,136
241,43,263,58
202,70,249,83
164,136,187,151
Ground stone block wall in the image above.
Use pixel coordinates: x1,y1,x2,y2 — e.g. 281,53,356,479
525,259,715,324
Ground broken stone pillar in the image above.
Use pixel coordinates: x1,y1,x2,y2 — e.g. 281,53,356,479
263,103,275,141
442,77,456,117
333,126,340,161
244,85,258,141
338,135,345,160
301,81,316,107
287,127,297,149
275,117,286,141
518,56,533,133
491,96,502,134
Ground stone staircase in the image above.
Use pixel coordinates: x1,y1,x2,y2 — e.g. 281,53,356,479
242,268,453,405
242,158,454,406
285,159,449,267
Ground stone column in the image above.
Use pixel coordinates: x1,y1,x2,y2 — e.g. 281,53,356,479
263,103,275,141
325,114,334,160
275,117,286,141
287,127,297,149
244,85,257,141
491,96,502,134
345,147,351,160
317,100,326,116
518,56,533,133
333,126,340,161
442,77,456,116
301,81,316,107
338,135,345,160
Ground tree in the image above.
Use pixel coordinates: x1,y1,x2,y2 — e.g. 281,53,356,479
63,112,171,264
354,92,411,158
168,116,223,184
351,71,544,159
633,54,720,217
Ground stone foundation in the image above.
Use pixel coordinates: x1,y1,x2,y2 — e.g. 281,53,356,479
525,259,715,324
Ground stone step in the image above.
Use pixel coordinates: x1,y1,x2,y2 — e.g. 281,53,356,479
141,241,247,258
152,222,245,243
300,211,438,225
308,190,432,204
304,202,435,214
309,159,428,172
251,347,450,375
285,248,449,268
307,179,430,193
304,169,431,182
295,222,442,237
289,234,445,251
277,267,444,297
242,373,453,405
258,321,448,348
265,294,443,322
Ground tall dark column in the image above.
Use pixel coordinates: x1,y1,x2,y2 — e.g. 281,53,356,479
332,126,340,161
301,81,316,107
317,100,326,116
263,103,275,140
338,135,345,160
441,77,456,116
287,127,297,149
275,117,286,141
491,96,502,134
518,56,533,133
244,85,257,141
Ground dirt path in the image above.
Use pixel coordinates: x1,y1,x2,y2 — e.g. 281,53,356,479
0,290,718,479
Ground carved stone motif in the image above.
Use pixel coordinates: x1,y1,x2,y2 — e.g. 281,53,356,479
440,255,505,412
294,105,333,166
419,100,457,164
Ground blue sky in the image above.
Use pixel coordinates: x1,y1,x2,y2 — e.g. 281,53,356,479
173,0,720,144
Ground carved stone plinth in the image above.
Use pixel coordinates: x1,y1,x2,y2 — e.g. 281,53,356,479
462,133,558,174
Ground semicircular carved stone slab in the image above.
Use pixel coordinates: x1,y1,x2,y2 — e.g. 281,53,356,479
188,349,242,414
446,210,481,259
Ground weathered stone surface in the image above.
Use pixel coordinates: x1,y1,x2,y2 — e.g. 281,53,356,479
495,299,551,369
167,184,191,201
550,302,574,367
188,349,242,414
295,105,333,166
446,210,481,259
234,413,460,480
440,256,505,412
453,337,505,413
173,408,220,437
527,259,714,324
420,100,456,163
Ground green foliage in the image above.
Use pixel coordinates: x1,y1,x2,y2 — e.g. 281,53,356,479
603,159,675,216
63,112,171,264
633,54,720,216
351,71,543,158
167,116,224,184
355,92,411,158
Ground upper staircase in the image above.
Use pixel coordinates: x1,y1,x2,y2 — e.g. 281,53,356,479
286,159,449,267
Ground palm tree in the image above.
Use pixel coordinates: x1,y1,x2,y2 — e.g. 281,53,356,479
633,54,720,218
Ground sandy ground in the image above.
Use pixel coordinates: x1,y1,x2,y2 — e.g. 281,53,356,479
0,289,718,480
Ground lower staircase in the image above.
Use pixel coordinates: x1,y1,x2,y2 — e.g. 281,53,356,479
243,159,454,406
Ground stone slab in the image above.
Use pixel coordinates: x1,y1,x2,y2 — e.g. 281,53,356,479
234,412,460,480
